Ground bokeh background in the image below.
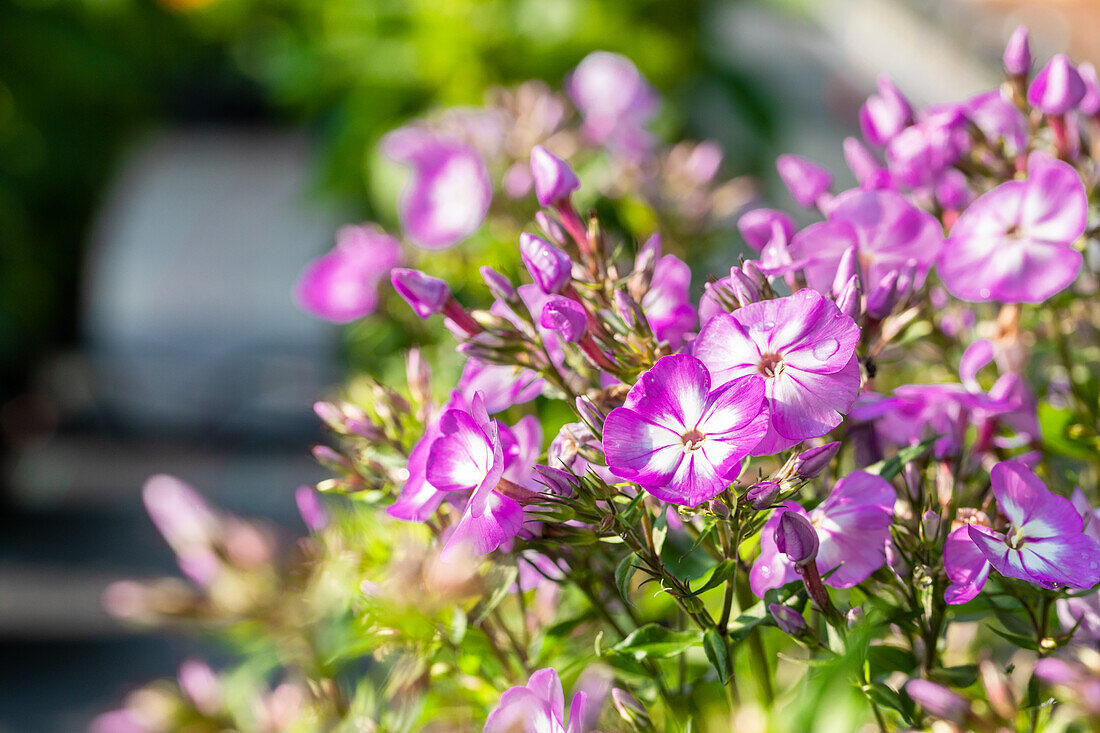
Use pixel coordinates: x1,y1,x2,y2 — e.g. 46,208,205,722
0,0,1089,729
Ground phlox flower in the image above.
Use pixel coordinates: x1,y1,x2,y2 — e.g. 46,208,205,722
458,358,543,415
938,151,1086,303
294,224,401,323
484,668,587,733
382,127,492,249
944,461,1100,604
749,470,895,597
694,288,861,455
603,354,769,507
567,51,658,160
789,188,943,294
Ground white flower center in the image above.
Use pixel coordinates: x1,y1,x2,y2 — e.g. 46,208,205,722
758,352,785,378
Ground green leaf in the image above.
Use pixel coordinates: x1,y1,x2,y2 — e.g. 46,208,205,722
932,665,978,688
703,629,730,683
659,526,717,582
692,558,737,595
615,553,639,606
610,623,703,659
866,437,936,480
1038,403,1096,460
987,624,1040,651
866,645,916,678
727,599,769,642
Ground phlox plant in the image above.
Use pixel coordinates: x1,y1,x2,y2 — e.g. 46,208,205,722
100,30,1100,733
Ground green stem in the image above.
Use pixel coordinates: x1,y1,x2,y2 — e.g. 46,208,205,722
735,573,775,704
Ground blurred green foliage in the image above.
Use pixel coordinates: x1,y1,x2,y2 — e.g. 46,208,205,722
0,0,719,396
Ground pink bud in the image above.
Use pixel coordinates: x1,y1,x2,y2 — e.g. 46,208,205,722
1028,54,1087,115
390,268,450,318
1003,25,1031,77
530,145,580,206
776,155,833,209
842,136,884,186
746,481,780,510
775,510,819,566
480,266,517,302
832,246,860,298
769,603,807,635
520,233,573,294
793,442,841,479
835,275,862,321
866,270,900,319
1079,61,1100,115
859,75,913,146
737,208,796,252
905,679,969,723
540,295,588,342
295,486,329,533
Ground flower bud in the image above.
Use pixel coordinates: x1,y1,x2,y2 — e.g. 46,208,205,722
979,658,1017,721
835,275,862,321
391,268,450,318
728,267,762,307
530,145,580,207
737,208,796,252
1079,61,1100,116
832,245,860,298
793,441,840,479
775,510,819,567
480,266,517,303
905,679,969,723
1003,25,1031,77
574,395,606,429
613,289,638,328
1028,54,1086,115
769,603,807,636
535,211,567,245
708,498,731,518
846,606,864,628
859,74,913,146
611,688,651,729
295,486,328,533
776,154,832,208
520,233,572,294
842,136,884,186
903,461,921,499
921,509,940,543
746,481,781,510
865,270,899,319
533,465,576,497
540,295,587,342
178,659,221,716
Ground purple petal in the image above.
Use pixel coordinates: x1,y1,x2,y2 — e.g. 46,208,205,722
603,406,684,486
991,460,1083,539
620,354,710,433
768,357,861,441
944,525,991,604
441,491,523,562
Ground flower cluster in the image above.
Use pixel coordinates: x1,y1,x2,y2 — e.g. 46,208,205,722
103,28,1100,733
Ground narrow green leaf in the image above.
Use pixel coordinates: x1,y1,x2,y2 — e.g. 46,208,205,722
703,629,730,683
610,623,703,659
615,553,639,606
692,558,737,595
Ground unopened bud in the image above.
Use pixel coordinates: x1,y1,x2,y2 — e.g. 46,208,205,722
746,481,781,510
793,441,840,479
708,498,731,518
846,606,864,628
1003,25,1031,78
295,486,328,533
835,275,862,321
1028,54,1086,115
533,465,576,497
905,679,969,723
575,395,606,430
738,208,796,252
520,233,573,294
776,154,832,208
480,266,517,303
832,246,860,297
530,145,580,207
614,289,638,329
611,688,651,729
865,270,899,319
535,211,567,246
921,510,940,543
391,268,450,318
728,267,762,307
775,510,819,567
769,603,807,636
541,295,588,342
979,658,1017,720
